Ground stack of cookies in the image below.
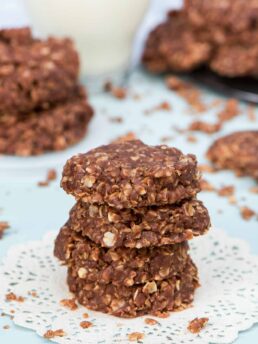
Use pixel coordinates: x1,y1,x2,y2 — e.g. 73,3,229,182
55,140,211,318
0,27,93,156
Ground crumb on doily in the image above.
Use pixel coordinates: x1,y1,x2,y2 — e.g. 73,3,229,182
144,318,159,325
60,298,78,311
43,329,66,339
187,317,209,334
3,325,10,330
38,168,57,187
82,312,89,318
187,134,198,143
128,332,145,341
249,186,258,194
28,291,38,297
80,321,93,329
240,206,256,220
0,221,9,239
5,292,25,302
144,101,172,115
160,135,174,143
104,81,127,99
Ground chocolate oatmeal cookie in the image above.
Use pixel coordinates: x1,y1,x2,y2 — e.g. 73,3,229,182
0,86,93,156
55,224,190,286
0,27,79,114
61,140,201,209
207,131,258,180
67,257,199,318
142,11,211,73
62,199,210,248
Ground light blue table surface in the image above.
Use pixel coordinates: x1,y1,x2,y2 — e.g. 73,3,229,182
0,70,258,343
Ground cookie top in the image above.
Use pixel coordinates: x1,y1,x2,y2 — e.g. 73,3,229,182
207,131,258,180
61,140,201,208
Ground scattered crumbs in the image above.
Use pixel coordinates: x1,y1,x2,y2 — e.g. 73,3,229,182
217,99,239,123
144,101,172,115
104,81,127,99
217,185,234,197
153,311,170,318
3,325,10,330
5,292,25,302
166,76,206,113
160,135,174,143
109,116,123,123
38,168,57,187
187,134,198,143
247,105,256,122
200,179,215,192
198,164,215,173
128,332,145,342
249,186,258,194
144,318,158,325
111,132,137,143
82,312,89,318
189,120,221,134
0,221,9,239
240,207,256,221
60,298,78,311
43,329,66,339
187,317,209,334
80,321,93,329
28,291,38,297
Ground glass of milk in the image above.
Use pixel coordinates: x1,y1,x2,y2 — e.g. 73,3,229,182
23,0,149,91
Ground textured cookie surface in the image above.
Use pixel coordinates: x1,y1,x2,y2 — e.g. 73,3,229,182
0,86,93,156
54,224,190,287
63,199,210,248
67,258,199,318
62,140,201,209
207,131,258,180
0,27,79,114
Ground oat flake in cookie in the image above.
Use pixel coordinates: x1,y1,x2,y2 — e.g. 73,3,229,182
207,131,258,180
63,199,210,248
61,140,201,209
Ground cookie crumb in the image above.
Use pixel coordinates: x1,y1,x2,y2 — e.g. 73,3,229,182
218,99,239,122
187,134,198,143
128,332,144,341
240,207,255,220
189,121,221,134
82,313,89,318
43,329,66,339
47,169,57,181
144,318,158,325
6,292,25,302
217,185,234,197
111,132,136,143
200,179,215,192
28,291,38,297
188,317,209,334
60,298,78,311
104,82,127,99
249,186,258,194
0,221,9,239
3,325,10,330
80,321,93,329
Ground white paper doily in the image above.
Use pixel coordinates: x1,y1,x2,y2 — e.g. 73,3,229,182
0,229,258,344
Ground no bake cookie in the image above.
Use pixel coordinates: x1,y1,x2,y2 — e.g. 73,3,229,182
207,131,258,180
61,140,201,209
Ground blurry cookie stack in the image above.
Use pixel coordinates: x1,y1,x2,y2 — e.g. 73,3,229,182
142,0,258,78
0,27,93,156
54,140,211,317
